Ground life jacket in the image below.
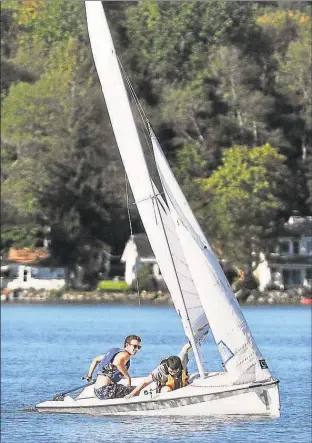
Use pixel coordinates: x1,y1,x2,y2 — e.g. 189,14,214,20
166,370,188,390
159,357,188,391
97,347,130,383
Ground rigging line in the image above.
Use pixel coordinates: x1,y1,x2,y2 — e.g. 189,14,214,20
118,59,163,234
118,59,155,305
118,56,150,132
125,173,141,306
119,58,166,228
118,56,156,159
118,57,170,241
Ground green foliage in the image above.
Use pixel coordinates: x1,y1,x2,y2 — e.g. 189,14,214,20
1,0,311,274
277,23,312,153
16,1,86,44
1,38,86,252
1,3,36,99
173,143,208,221
136,264,155,292
0,225,38,250
200,144,291,266
2,39,83,146
207,45,280,148
49,288,65,299
98,280,129,293
35,84,133,272
174,143,207,183
126,1,258,81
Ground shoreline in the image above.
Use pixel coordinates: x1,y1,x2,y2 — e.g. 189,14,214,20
1,289,311,305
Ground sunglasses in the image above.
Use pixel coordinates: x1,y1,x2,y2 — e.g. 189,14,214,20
129,343,141,350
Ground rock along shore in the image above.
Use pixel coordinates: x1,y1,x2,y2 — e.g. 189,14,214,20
1,287,311,305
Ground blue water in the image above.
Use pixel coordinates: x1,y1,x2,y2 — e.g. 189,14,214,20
1,304,311,443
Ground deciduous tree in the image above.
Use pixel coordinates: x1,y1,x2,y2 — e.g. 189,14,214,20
199,144,292,268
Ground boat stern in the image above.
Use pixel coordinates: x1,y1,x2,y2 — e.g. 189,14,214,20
36,395,77,413
259,379,280,418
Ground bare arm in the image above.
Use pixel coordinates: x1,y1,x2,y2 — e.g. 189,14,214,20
179,342,192,370
125,374,153,399
181,342,192,354
85,354,104,380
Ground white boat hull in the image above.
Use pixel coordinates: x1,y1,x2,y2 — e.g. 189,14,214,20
36,374,280,417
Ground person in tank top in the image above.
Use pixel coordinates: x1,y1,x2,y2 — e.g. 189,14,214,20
83,334,142,399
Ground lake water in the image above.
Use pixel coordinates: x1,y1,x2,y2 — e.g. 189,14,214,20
1,304,311,443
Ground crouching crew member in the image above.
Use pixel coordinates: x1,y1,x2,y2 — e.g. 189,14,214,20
125,342,191,399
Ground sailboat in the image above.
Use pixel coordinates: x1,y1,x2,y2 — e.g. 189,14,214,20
36,1,280,417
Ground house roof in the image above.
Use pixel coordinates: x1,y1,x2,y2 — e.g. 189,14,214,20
7,248,49,265
132,234,154,259
282,216,312,237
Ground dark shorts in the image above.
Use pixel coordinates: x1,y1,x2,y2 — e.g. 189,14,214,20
94,384,134,400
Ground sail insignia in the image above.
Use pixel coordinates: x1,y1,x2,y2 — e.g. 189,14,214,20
259,359,268,369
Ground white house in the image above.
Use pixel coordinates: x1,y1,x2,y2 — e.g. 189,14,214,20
121,234,162,285
1,248,66,292
120,233,239,287
7,265,66,291
254,216,312,291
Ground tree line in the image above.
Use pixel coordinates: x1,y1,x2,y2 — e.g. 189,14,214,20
1,1,311,281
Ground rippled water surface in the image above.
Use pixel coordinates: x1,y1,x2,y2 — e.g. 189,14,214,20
1,304,311,443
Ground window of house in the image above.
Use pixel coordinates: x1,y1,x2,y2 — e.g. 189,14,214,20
279,240,290,254
283,270,290,286
292,270,301,285
9,266,19,278
31,267,40,278
305,238,312,254
31,267,65,280
282,269,301,288
293,240,300,254
306,269,312,280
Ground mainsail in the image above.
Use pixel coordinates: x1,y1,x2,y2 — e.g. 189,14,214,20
85,1,273,384
85,1,208,377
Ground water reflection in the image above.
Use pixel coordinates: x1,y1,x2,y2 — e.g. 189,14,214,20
2,414,275,443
